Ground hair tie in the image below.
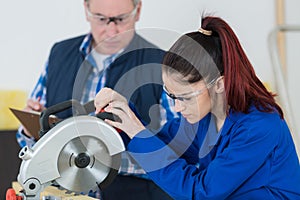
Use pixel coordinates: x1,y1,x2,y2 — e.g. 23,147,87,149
198,27,212,36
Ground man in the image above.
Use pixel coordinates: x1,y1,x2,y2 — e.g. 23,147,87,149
16,0,176,199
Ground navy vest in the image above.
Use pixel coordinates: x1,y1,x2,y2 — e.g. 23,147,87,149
46,34,165,130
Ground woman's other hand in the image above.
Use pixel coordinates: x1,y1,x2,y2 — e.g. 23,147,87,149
95,87,145,138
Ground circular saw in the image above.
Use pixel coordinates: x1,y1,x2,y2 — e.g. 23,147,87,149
16,100,125,200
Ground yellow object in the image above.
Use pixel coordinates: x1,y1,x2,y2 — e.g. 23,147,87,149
263,82,272,92
0,90,27,130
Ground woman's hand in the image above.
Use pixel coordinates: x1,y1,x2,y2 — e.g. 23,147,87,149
94,87,146,138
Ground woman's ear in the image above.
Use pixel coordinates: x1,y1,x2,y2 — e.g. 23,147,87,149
214,76,225,94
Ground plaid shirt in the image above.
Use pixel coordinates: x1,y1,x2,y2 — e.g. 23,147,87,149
16,33,178,178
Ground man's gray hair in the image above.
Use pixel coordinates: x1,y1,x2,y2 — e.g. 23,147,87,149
85,0,141,7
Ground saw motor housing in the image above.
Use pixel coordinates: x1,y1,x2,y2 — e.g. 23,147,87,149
17,100,125,199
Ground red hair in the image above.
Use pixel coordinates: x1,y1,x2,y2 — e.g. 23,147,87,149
163,16,283,118
202,16,283,118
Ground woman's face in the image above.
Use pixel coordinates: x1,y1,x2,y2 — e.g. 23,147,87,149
162,73,212,124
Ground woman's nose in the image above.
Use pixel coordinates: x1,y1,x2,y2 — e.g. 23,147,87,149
174,99,185,113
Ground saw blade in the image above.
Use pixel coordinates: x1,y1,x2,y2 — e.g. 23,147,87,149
55,136,113,193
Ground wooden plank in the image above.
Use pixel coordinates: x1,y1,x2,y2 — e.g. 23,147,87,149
276,0,287,76
12,182,97,200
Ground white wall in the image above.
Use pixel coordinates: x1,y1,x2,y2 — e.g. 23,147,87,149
0,0,88,92
0,0,277,93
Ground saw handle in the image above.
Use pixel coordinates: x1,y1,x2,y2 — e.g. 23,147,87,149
96,111,122,123
39,99,87,137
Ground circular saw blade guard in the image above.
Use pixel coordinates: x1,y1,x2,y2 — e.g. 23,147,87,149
17,115,125,196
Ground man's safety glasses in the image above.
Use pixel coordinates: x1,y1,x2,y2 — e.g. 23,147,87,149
86,7,137,26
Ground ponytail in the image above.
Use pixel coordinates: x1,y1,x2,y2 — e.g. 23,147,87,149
201,16,283,118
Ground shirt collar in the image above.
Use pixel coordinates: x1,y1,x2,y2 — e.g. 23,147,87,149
207,115,222,147
79,33,124,66
79,33,93,57
198,114,222,158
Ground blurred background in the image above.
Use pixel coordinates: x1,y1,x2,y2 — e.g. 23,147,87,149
0,0,299,198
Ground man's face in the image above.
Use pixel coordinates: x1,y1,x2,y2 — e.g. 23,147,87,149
84,0,141,55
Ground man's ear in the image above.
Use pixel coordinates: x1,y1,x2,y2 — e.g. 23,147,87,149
214,76,225,94
83,1,89,22
135,1,142,22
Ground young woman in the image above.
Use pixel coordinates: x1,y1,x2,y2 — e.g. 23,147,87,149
95,16,300,199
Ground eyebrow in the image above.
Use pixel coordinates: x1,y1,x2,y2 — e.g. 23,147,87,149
91,11,130,18
93,12,105,16
176,90,196,97
164,85,191,97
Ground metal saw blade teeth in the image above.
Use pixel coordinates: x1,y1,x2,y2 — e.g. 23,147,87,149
55,136,113,193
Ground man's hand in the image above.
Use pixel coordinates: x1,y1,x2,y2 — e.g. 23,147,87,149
22,98,45,137
24,98,45,112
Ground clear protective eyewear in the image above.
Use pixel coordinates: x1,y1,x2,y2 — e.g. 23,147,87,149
86,6,137,26
163,78,218,103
